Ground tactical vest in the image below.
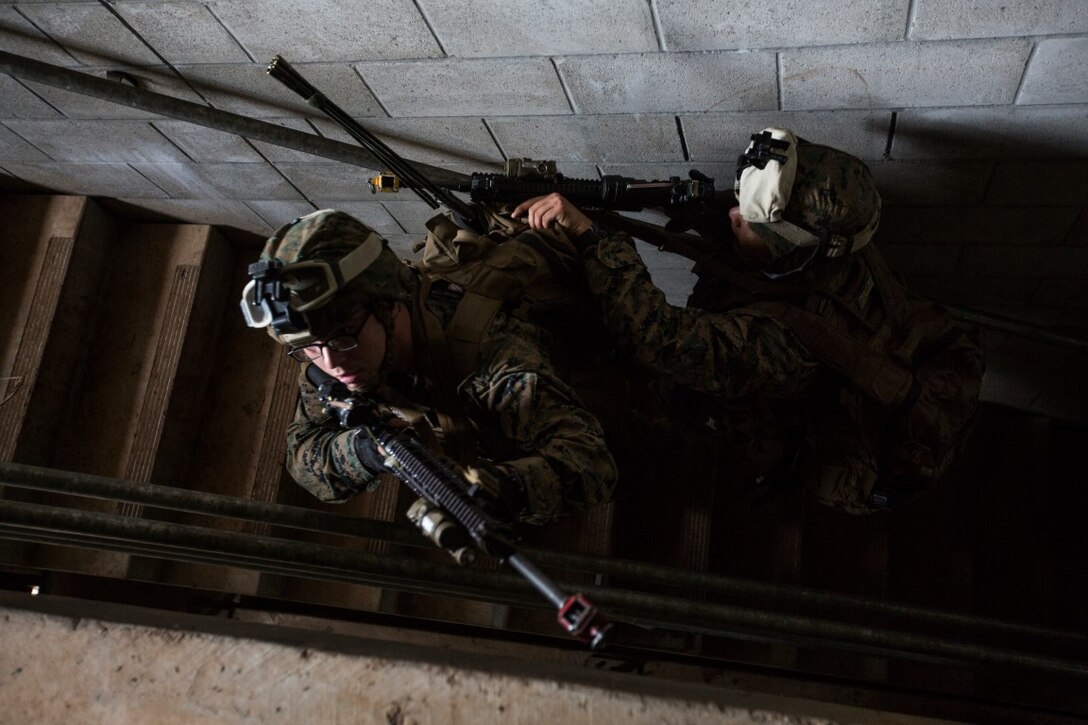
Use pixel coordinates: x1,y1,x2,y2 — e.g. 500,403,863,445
406,204,613,468
690,245,985,514
411,203,585,375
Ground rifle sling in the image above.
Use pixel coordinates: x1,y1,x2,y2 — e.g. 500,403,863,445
412,275,477,466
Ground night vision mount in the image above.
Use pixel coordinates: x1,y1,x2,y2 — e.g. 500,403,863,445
239,227,384,336
735,129,792,181
240,259,303,334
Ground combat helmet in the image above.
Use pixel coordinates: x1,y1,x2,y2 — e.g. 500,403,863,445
240,209,414,356
735,128,881,277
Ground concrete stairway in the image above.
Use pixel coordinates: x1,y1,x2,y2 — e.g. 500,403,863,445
0,194,268,586
0,192,626,638
3,192,1087,706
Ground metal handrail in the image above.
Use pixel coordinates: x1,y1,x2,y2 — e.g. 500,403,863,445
2,462,1086,666
0,50,469,189
926,299,1088,353
2,496,1086,678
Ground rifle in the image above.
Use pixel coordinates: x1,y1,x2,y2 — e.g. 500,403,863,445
307,365,611,649
266,55,730,250
459,157,722,211
267,55,477,223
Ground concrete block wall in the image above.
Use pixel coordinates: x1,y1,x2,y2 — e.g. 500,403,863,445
1,0,1086,416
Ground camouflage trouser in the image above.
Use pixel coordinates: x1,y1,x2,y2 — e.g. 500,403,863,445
673,385,886,515
801,386,885,515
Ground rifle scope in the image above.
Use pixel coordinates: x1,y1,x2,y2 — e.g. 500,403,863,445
461,169,719,212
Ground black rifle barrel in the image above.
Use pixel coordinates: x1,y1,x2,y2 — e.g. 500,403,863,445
267,55,476,219
267,55,435,202
308,366,606,645
371,419,610,646
462,172,727,211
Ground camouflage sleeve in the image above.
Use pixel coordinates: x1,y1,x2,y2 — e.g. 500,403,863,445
582,230,820,399
284,366,383,503
460,315,617,524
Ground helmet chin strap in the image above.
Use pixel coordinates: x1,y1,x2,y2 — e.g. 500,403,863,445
352,299,402,393
759,224,831,280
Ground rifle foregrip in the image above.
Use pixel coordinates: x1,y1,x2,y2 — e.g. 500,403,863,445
468,174,646,211
468,173,681,211
376,431,508,553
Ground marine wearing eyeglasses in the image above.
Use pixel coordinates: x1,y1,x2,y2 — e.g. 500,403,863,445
240,209,617,522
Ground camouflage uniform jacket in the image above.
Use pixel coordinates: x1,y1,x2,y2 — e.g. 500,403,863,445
284,280,618,524
579,227,892,512
581,229,822,401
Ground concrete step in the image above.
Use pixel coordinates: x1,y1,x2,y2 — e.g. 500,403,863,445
0,194,117,573
0,195,115,466
31,219,231,579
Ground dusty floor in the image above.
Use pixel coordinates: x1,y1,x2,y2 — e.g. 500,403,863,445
0,601,952,724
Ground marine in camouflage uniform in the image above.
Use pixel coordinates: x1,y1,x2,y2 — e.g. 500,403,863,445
514,131,888,513
242,209,617,524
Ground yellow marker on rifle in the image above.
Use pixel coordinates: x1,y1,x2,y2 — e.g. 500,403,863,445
368,172,400,194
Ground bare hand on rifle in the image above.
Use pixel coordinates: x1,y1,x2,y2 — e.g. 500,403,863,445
512,193,594,237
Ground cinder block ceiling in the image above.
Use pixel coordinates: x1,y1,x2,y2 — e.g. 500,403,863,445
1,0,1086,419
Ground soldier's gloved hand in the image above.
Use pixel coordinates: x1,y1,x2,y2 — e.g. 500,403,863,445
465,464,530,521
352,428,393,475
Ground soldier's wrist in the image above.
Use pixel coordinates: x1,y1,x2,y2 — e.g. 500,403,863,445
573,222,607,254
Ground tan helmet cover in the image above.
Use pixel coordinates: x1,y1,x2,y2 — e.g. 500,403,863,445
737,128,881,260
736,127,800,225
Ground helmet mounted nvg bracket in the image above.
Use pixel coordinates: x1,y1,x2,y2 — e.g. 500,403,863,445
735,129,791,178
239,259,303,334
239,231,384,336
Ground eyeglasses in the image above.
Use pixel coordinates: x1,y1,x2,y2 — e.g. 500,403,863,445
287,313,370,362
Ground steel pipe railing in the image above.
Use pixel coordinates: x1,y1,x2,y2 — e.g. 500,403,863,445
4,463,1083,653
0,500,541,610
2,496,1086,678
0,50,470,190
2,461,1084,658
926,299,1088,354
0,461,421,547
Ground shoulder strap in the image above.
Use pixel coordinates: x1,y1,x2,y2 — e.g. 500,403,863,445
445,290,504,375
756,299,916,409
860,245,909,323
411,276,477,465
